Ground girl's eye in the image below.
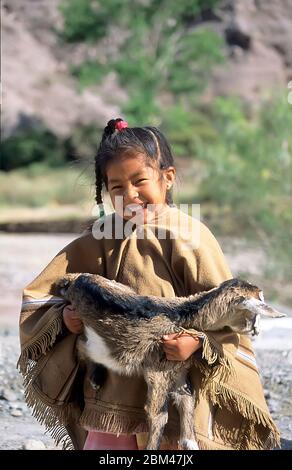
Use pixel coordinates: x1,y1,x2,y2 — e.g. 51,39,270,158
110,179,147,191
135,179,148,184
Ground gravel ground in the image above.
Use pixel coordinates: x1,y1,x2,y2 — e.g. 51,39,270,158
0,233,291,450
0,330,60,450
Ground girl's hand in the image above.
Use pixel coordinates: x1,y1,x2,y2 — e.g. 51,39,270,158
162,332,202,361
62,304,83,334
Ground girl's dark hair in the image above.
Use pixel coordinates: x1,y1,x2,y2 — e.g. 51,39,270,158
95,118,175,206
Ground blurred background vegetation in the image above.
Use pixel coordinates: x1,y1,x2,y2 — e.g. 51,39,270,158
1,0,292,281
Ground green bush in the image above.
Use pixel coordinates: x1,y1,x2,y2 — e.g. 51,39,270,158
60,0,223,123
167,29,224,94
0,164,92,208
71,62,109,90
0,125,101,172
0,128,66,171
160,103,218,156
59,0,110,42
195,95,292,278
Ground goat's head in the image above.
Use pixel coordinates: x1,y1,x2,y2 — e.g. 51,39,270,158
216,279,285,335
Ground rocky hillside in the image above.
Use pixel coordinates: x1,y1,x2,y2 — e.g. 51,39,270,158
2,0,126,138
205,0,292,103
2,0,292,138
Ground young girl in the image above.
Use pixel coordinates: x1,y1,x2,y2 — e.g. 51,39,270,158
18,118,279,451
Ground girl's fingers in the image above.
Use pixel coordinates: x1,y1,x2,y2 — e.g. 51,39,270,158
162,333,181,341
162,341,178,350
72,328,82,334
163,338,181,346
71,323,83,332
162,332,189,342
64,308,80,319
65,309,77,315
64,305,75,312
163,344,176,352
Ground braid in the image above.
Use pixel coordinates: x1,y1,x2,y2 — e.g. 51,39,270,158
95,161,103,205
94,118,123,214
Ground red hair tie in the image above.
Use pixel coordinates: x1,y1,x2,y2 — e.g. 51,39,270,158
115,120,128,131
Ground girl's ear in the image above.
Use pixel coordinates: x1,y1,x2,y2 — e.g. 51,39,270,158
163,166,176,189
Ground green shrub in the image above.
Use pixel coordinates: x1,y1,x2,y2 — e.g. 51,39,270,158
59,0,110,42
71,62,109,90
0,125,100,172
0,128,66,171
196,95,292,278
0,164,92,208
60,0,223,123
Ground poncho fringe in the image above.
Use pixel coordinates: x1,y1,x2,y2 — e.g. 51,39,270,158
17,310,63,374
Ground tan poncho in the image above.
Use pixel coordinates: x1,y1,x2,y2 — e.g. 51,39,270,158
17,206,280,450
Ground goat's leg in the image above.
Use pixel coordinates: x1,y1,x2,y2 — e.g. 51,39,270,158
143,370,174,450
170,374,199,450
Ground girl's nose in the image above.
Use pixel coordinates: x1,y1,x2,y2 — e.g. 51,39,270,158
123,187,140,204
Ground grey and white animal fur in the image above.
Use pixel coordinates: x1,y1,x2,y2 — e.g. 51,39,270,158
56,274,285,450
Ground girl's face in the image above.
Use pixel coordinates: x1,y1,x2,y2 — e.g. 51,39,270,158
106,154,175,222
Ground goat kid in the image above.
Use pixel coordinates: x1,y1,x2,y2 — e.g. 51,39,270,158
55,274,285,450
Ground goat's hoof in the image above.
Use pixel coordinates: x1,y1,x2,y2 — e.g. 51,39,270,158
180,439,199,450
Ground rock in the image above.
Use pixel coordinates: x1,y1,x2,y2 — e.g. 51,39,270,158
16,402,28,412
22,439,46,450
204,0,292,104
10,409,22,417
286,351,292,365
0,389,18,402
9,401,27,412
268,399,281,413
9,402,19,410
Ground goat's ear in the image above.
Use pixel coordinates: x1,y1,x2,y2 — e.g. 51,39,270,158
238,298,286,318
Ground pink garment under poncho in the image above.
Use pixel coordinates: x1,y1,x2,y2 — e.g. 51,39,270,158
83,431,138,450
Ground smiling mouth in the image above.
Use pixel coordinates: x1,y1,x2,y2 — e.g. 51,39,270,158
123,202,148,217
125,202,148,211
